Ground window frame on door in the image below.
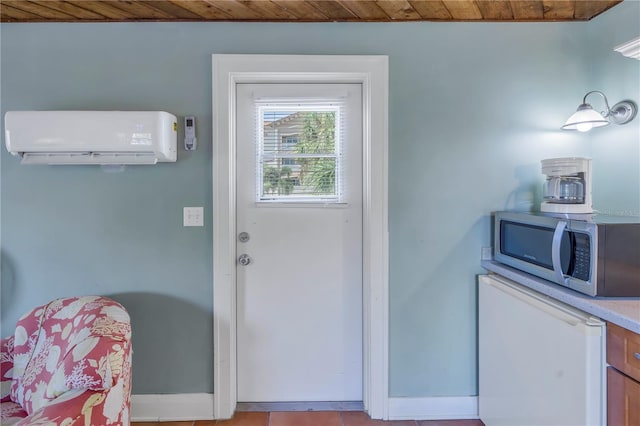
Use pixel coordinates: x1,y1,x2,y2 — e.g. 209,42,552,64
212,54,389,420
256,103,343,203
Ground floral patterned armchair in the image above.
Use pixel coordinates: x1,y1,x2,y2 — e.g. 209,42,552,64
1,296,132,425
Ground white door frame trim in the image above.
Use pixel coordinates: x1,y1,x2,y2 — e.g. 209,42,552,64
212,54,389,420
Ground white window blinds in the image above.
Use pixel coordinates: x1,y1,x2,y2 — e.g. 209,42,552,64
255,100,344,203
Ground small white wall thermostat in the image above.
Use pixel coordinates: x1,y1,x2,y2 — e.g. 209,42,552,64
184,116,197,151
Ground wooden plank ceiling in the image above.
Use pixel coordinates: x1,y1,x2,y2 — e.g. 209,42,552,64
0,0,624,23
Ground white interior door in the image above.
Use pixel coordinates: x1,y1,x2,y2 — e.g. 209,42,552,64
236,83,363,402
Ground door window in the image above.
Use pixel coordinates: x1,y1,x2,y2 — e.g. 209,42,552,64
256,103,343,202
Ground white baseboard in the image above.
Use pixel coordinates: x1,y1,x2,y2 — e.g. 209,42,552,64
388,396,478,420
130,394,476,422
131,393,215,421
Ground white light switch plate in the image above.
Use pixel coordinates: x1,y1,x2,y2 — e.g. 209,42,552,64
183,207,204,227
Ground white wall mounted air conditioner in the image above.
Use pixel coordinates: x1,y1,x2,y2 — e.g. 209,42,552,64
4,111,178,165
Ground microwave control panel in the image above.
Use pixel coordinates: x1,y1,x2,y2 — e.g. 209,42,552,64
571,232,591,281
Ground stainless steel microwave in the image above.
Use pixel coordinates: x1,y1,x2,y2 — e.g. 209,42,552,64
494,211,640,297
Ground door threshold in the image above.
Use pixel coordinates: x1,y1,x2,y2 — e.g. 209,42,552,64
236,401,364,412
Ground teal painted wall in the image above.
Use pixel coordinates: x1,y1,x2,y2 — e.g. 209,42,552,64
587,3,640,216
1,2,637,396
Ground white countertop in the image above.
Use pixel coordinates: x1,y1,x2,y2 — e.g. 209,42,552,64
481,260,640,334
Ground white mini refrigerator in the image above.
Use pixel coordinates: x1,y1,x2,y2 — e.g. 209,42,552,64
478,274,605,426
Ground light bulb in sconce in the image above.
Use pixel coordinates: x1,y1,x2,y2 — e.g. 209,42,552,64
562,90,637,131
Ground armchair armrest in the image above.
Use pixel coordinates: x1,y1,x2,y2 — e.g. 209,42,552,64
1,336,14,403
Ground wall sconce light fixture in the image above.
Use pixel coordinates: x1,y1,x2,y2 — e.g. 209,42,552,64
562,90,637,132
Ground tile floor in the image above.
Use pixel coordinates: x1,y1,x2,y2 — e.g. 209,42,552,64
132,411,485,426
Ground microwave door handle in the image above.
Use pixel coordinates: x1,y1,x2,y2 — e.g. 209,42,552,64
551,220,569,285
